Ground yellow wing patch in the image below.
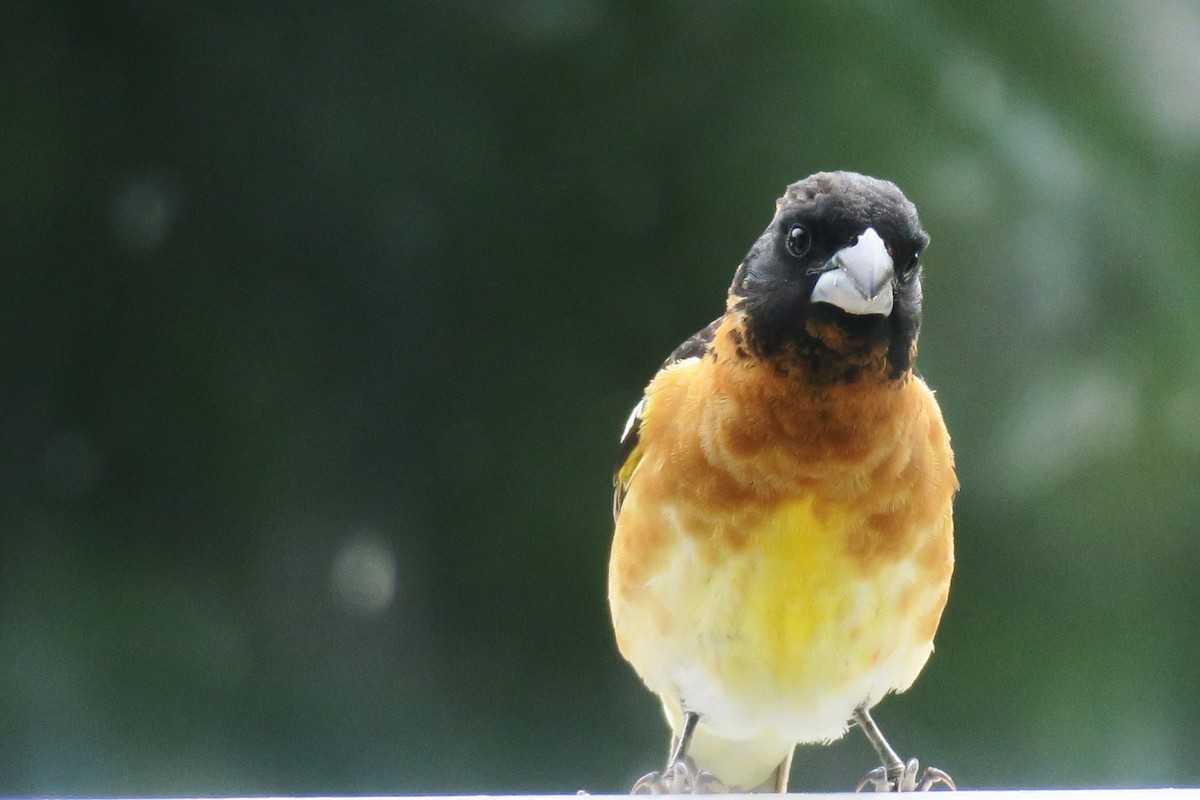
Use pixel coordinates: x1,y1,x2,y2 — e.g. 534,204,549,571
612,397,646,521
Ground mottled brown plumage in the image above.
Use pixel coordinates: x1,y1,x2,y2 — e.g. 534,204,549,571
609,172,956,793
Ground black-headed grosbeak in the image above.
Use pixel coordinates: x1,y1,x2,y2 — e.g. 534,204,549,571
609,172,956,793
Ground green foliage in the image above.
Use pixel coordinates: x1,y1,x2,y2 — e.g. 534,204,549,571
2,0,1199,793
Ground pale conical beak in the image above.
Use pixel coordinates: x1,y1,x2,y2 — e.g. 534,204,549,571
810,227,894,316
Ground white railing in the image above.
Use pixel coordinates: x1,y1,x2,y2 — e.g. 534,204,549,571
22,791,1196,800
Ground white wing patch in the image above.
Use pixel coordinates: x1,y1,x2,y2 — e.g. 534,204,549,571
620,397,645,444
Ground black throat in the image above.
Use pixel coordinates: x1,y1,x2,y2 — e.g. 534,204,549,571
738,299,919,385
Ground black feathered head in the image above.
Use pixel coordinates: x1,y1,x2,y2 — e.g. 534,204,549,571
730,172,930,382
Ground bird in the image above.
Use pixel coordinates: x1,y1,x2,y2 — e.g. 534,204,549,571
608,171,957,794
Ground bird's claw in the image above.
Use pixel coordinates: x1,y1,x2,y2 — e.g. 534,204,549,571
631,760,727,794
856,759,955,792
916,767,955,792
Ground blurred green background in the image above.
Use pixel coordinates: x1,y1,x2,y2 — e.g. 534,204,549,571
4,1,1200,795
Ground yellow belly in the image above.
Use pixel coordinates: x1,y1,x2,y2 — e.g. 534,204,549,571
610,493,952,744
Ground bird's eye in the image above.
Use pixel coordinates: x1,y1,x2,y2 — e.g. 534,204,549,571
897,253,920,280
785,224,811,258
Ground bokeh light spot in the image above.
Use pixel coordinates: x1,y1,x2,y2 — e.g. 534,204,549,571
109,174,180,255
329,531,398,615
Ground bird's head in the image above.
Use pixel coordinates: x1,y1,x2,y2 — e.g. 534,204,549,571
729,171,930,383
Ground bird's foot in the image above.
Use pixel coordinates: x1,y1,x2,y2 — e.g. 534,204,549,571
856,759,955,793
631,760,727,794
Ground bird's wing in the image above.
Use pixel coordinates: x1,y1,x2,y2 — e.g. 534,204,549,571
613,317,722,521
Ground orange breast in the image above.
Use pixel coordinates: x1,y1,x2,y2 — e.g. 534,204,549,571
608,314,956,725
